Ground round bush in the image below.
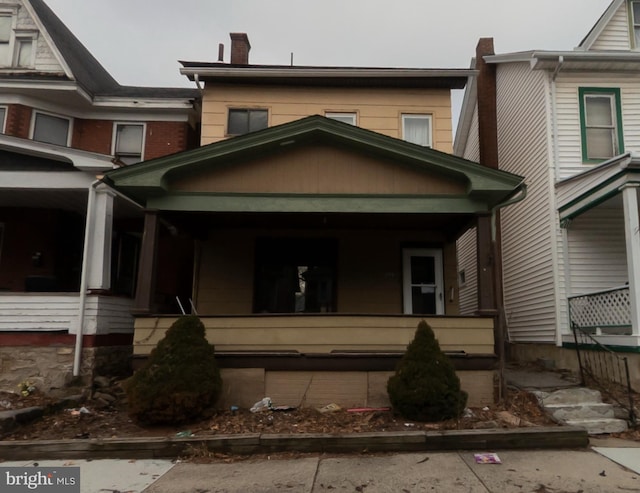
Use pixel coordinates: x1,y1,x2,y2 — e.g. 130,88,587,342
126,315,222,425
387,320,467,422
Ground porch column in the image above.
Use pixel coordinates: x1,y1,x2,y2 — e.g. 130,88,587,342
476,213,497,314
622,184,640,336
132,210,160,314
86,186,115,292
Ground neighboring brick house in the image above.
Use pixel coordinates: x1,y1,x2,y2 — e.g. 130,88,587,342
102,33,525,409
0,0,199,389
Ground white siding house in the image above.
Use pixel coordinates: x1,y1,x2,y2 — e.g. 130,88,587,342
455,0,640,359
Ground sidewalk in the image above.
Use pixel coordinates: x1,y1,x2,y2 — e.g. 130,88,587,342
3,448,640,492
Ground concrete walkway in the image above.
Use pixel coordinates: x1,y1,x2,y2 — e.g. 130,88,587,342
3,449,640,492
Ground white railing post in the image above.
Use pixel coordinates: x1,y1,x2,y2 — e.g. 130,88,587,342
621,184,640,336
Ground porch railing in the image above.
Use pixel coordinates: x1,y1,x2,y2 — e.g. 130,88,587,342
568,286,631,335
571,323,637,426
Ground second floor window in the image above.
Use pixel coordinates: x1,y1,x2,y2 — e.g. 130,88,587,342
325,112,357,125
0,9,37,68
32,112,70,146
632,1,640,48
579,88,624,162
0,106,6,133
114,123,144,165
227,109,268,136
402,114,432,147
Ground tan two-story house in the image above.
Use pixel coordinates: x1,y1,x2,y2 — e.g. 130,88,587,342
103,34,525,409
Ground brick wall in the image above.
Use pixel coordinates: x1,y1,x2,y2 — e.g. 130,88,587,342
144,121,192,160
71,119,113,154
5,104,32,139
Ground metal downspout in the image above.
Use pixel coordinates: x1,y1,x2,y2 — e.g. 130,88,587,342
491,182,528,400
73,179,101,377
551,56,565,347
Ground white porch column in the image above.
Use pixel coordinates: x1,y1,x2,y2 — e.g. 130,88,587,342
622,184,640,336
86,185,116,291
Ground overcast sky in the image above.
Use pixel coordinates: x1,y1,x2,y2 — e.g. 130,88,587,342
45,0,613,126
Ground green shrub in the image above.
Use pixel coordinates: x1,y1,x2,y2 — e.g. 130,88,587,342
126,315,222,425
387,320,467,422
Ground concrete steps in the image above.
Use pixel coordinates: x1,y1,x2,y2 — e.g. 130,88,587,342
534,388,628,435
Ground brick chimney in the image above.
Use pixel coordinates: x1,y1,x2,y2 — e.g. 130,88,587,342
475,38,498,169
230,33,251,65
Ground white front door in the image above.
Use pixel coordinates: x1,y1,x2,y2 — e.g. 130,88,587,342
402,248,444,315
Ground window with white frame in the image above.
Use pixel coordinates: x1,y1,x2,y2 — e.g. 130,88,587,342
0,106,6,133
325,112,357,125
13,31,36,68
32,111,70,146
632,1,640,48
113,123,144,165
402,114,432,147
227,108,268,135
0,7,37,68
579,88,624,162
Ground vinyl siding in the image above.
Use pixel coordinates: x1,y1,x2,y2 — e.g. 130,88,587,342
495,63,557,342
567,200,628,295
18,2,64,74
556,74,640,180
456,226,478,315
590,2,632,51
456,104,480,315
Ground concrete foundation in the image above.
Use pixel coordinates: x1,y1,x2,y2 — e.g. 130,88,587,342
216,368,496,410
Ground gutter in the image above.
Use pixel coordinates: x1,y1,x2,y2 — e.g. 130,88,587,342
491,182,528,241
74,178,101,377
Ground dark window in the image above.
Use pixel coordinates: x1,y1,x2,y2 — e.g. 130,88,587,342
228,109,268,135
254,237,337,313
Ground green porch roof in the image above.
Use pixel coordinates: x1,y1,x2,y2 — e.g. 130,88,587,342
103,115,524,214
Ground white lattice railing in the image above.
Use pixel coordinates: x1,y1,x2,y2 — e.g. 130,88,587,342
568,286,631,335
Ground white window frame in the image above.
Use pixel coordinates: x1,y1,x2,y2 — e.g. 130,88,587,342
0,105,7,133
13,30,37,68
30,110,72,147
402,248,444,315
112,122,146,165
0,6,18,68
631,0,640,49
401,114,432,147
325,112,357,125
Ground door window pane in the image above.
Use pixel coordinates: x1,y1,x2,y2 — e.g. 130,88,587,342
32,113,69,146
411,286,436,315
410,256,435,284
